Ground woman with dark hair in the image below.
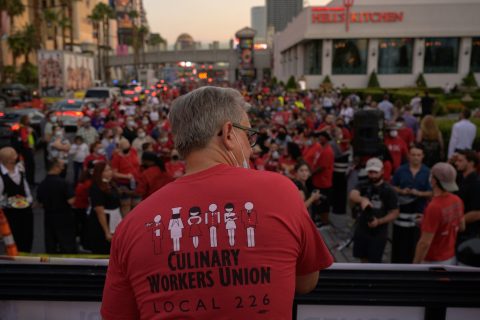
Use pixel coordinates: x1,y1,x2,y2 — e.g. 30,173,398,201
73,160,95,250
84,162,121,254
292,161,321,211
136,152,174,199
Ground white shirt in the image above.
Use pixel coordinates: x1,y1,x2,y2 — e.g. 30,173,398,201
69,143,90,163
448,119,477,158
378,100,394,121
0,164,33,205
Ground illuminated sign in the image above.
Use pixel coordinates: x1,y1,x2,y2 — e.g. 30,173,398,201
311,0,404,31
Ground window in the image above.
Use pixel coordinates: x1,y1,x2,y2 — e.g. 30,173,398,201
332,39,368,75
378,38,413,74
424,38,459,73
304,40,322,75
471,37,480,73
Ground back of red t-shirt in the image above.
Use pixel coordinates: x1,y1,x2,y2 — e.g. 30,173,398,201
312,144,334,189
102,164,333,320
422,193,464,261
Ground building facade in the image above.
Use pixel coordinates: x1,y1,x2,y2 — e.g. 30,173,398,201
267,0,304,33
273,0,480,89
251,6,267,44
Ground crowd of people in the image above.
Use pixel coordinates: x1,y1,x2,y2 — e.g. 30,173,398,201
1,81,479,265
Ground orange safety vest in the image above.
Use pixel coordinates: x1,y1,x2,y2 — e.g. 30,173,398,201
0,209,18,256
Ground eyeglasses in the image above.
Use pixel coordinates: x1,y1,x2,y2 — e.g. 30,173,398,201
232,123,259,147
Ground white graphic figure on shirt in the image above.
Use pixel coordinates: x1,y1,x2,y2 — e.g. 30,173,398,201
187,206,202,249
224,203,237,247
168,207,184,251
146,214,165,255
205,203,221,247
241,202,258,247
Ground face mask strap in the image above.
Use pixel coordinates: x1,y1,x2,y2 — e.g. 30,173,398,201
232,130,249,169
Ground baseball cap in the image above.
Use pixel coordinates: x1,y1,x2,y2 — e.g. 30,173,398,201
82,116,91,123
431,162,458,192
365,157,384,172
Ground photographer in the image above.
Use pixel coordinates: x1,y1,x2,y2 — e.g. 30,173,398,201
349,158,399,263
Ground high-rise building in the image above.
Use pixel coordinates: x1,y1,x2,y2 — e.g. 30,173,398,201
251,6,266,43
266,0,303,33
114,0,149,54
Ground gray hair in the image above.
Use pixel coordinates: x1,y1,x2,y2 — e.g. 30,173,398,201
169,86,248,157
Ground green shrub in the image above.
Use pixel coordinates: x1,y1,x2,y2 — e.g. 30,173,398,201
367,71,380,88
322,75,332,84
464,100,480,110
286,76,297,91
462,71,478,88
416,73,427,88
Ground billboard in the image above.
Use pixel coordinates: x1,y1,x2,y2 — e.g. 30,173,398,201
38,51,95,97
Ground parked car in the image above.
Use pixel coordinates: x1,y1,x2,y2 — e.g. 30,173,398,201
0,108,45,147
51,99,84,130
0,83,44,110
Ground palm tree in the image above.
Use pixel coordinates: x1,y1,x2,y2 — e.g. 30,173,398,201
43,9,59,50
137,25,149,64
0,0,25,80
149,33,167,51
21,24,41,65
5,0,25,33
88,11,102,81
90,2,115,82
128,10,140,80
7,31,25,71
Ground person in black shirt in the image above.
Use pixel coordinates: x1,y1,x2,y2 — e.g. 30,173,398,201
349,158,399,263
421,91,435,117
37,158,76,253
455,150,480,243
292,161,321,212
84,162,121,254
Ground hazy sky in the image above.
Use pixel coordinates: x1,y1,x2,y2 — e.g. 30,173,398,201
143,0,331,45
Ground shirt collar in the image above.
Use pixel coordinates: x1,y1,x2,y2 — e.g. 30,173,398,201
0,164,19,175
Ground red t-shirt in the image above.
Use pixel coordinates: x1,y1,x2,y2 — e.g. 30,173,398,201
384,136,408,171
398,127,415,147
136,166,175,200
83,154,107,169
101,164,333,320
302,143,322,169
312,144,334,189
421,193,464,261
165,161,186,178
111,148,141,184
73,179,92,209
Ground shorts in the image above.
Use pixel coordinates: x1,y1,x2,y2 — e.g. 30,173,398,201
117,181,142,201
311,188,331,215
353,232,387,263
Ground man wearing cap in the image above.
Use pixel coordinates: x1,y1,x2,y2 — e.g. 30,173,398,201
76,116,98,147
413,163,465,264
349,158,400,263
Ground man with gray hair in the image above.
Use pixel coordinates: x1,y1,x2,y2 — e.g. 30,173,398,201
101,86,333,320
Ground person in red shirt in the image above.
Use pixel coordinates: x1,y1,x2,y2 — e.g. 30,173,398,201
73,160,96,249
136,152,174,199
165,149,186,178
384,127,408,171
302,133,322,170
311,131,334,226
83,141,107,169
413,162,465,264
111,138,141,217
101,87,333,320
396,117,415,148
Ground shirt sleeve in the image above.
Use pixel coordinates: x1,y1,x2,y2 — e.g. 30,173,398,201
101,230,140,320
383,186,399,212
421,203,440,234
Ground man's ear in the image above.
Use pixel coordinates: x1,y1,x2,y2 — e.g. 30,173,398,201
220,121,236,151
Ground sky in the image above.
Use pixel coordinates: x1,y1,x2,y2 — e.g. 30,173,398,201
143,0,331,46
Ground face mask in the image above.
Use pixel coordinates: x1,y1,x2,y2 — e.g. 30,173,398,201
305,139,313,146
272,151,280,159
55,130,63,137
96,148,106,155
172,155,179,161
232,130,249,169
122,147,130,155
50,116,57,122
142,120,149,126
390,130,398,138
127,121,135,127
138,132,146,138
160,137,168,143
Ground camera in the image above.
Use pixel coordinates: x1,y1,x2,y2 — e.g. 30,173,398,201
362,205,380,223
312,189,327,201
